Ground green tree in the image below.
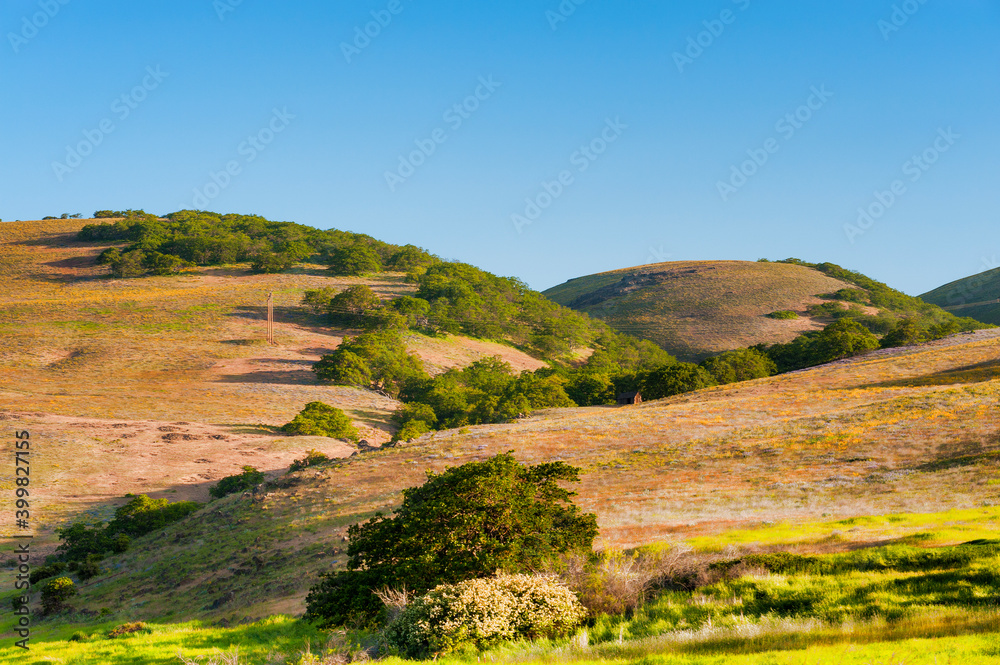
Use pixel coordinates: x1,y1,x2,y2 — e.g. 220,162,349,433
641,363,717,400
386,244,437,272
55,521,111,562
282,402,360,441
99,248,148,278
565,372,615,406
328,285,382,326
41,577,77,615
250,251,294,274
144,251,192,276
812,317,880,361
390,296,432,330
106,494,202,537
304,453,598,627
327,244,382,276
313,349,373,388
302,287,338,315
881,318,925,348
700,348,777,385
392,419,432,443
314,330,427,397
208,466,266,499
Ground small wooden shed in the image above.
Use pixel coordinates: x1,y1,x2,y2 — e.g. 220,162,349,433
616,391,642,406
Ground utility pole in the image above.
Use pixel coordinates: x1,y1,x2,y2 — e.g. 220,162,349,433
266,291,275,345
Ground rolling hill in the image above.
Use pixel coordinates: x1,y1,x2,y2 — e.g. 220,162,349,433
2,218,999,628
543,260,860,361
921,266,1000,325
544,259,981,361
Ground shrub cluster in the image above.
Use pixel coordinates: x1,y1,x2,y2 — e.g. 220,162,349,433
305,454,597,627
395,357,573,436
40,577,77,615
56,494,202,572
281,402,359,441
384,573,585,658
208,466,265,499
778,259,987,337
289,449,332,473
759,317,880,372
79,209,402,278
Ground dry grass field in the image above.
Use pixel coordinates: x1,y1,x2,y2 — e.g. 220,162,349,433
543,260,863,360
0,219,542,555
2,220,1000,629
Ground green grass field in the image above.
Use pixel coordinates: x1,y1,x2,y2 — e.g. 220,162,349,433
5,515,1000,664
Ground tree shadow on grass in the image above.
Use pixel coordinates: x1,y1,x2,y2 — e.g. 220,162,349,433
215,369,319,386
861,358,1000,389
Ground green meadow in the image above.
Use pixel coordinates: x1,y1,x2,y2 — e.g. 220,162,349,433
5,512,999,665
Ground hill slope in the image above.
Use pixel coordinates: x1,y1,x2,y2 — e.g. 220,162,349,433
4,219,1000,627
921,266,1000,325
7,328,998,623
544,261,857,361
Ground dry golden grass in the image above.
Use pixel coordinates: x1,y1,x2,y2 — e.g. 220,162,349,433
2,220,1000,624
0,219,541,556
543,260,859,360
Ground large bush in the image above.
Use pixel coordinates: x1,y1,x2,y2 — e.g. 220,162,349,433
304,453,597,627
327,243,382,275
314,330,427,397
208,466,266,499
700,348,777,385
106,494,202,537
41,577,77,615
56,494,202,563
398,357,573,431
641,362,717,400
384,573,585,658
327,285,383,326
282,402,359,440
762,317,881,372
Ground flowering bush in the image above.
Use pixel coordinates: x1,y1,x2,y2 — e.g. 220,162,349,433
384,573,585,658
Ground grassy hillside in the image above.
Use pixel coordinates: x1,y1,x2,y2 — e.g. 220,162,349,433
3,327,999,662
545,259,982,361
922,266,1000,325
544,260,857,360
0,219,544,554
3,220,1000,662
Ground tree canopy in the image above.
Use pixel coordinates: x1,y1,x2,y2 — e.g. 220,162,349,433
304,453,597,627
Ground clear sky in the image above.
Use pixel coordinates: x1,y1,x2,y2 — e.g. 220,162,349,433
2,0,998,295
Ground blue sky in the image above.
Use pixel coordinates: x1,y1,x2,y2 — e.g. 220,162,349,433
2,0,998,294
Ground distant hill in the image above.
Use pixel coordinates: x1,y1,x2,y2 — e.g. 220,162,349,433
544,259,983,361
921,267,1000,326
543,261,858,361
5,218,1000,626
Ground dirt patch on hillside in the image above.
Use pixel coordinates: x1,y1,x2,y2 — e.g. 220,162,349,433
1,409,360,558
